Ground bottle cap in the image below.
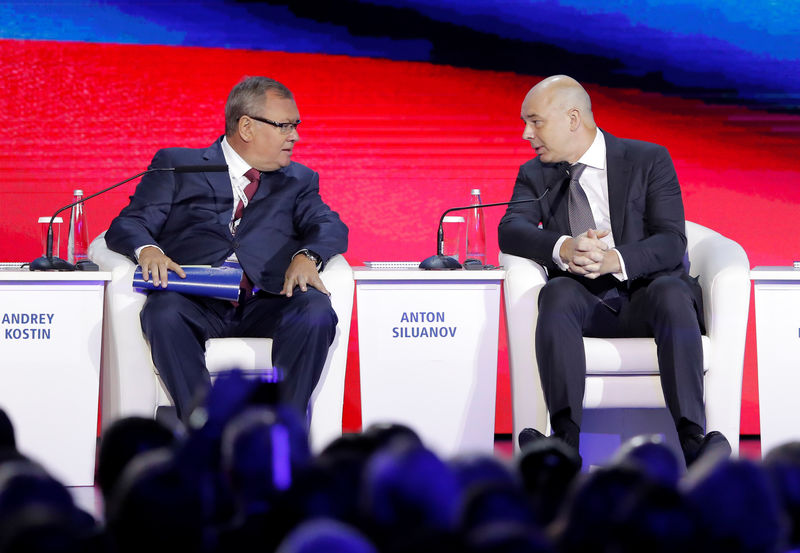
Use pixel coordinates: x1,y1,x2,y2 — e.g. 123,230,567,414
73,189,84,195
470,189,481,195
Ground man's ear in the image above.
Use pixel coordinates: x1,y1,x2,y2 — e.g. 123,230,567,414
568,108,581,132
238,116,255,143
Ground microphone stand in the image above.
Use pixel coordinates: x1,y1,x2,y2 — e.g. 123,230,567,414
31,168,171,271
419,191,552,270
30,165,229,271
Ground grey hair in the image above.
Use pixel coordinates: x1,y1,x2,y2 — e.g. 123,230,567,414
225,76,293,137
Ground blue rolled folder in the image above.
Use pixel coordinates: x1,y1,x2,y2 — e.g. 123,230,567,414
132,264,243,302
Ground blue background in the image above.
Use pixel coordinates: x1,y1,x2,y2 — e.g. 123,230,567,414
3,0,798,111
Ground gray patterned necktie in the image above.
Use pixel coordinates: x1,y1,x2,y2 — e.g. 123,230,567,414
567,163,594,237
565,162,621,310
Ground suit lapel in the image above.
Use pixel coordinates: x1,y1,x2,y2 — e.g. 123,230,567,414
542,162,571,233
202,140,234,207
604,132,632,241
250,167,284,204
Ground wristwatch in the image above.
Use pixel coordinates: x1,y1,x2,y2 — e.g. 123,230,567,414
293,249,322,269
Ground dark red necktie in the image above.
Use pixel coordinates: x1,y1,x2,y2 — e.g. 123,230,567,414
234,168,260,221
233,168,260,305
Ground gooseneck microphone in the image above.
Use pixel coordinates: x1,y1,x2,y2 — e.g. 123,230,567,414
172,165,229,173
419,186,554,270
30,165,229,271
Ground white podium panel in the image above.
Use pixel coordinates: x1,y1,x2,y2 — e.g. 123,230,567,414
355,269,504,458
0,272,109,486
752,267,800,456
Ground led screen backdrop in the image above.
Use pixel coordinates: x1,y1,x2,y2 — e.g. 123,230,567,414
1,0,798,434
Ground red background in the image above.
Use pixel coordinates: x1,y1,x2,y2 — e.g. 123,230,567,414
3,40,799,434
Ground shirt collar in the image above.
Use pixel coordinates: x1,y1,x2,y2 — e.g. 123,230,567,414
220,136,253,180
576,128,606,171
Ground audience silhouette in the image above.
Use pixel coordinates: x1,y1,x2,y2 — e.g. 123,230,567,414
0,382,795,552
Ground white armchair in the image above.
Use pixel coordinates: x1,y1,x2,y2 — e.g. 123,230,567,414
500,221,750,456
88,232,354,453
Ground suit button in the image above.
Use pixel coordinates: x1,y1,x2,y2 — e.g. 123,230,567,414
232,241,240,249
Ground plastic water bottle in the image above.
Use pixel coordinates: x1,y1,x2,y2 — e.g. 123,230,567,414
465,188,486,265
67,189,89,264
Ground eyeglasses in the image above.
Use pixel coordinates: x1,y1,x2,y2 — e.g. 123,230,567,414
244,115,301,135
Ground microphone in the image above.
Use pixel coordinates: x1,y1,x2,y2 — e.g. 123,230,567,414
173,165,228,173
419,186,553,270
30,164,229,271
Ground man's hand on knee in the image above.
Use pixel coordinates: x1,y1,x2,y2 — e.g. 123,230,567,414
138,246,186,288
282,255,330,297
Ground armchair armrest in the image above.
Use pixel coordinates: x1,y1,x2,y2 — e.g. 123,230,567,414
686,226,751,342
309,253,354,452
685,223,750,439
88,232,161,425
499,252,550,440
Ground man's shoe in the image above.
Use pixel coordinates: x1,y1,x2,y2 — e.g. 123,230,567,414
519,427,583,469
682,431,732,467
518,427,547,450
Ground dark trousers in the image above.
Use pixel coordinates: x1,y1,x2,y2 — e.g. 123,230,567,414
140,288,337,421
535,275,705,431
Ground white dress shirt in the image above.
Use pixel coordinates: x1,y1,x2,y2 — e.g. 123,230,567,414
552,129,628,280
221,136,257,234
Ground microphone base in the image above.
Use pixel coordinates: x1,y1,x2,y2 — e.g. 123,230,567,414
419,255,462,270
75,259,99,271
29,256,77,271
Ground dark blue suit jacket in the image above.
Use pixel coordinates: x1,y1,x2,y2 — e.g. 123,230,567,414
499,131,700,312
106,138,348,294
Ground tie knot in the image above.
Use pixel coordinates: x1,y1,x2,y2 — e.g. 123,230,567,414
568,163,586,182
244,168,260,185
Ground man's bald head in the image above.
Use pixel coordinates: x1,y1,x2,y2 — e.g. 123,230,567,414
520,75,597,163
526,75,594,123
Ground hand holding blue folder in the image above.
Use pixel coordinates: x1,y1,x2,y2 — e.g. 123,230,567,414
132,265,243,302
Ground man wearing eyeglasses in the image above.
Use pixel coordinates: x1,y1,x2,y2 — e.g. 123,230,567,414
106,76,348,424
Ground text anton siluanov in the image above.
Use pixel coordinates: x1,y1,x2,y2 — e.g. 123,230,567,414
392,311,457,338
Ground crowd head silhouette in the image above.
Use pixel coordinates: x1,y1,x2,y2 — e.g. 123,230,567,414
0,371,794,553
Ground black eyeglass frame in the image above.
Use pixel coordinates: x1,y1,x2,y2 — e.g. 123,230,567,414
243,114,301,134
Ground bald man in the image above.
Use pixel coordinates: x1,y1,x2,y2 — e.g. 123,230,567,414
498,75,730,467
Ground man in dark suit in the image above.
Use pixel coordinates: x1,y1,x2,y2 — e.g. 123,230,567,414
498,75,729,466
106,76,348,423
